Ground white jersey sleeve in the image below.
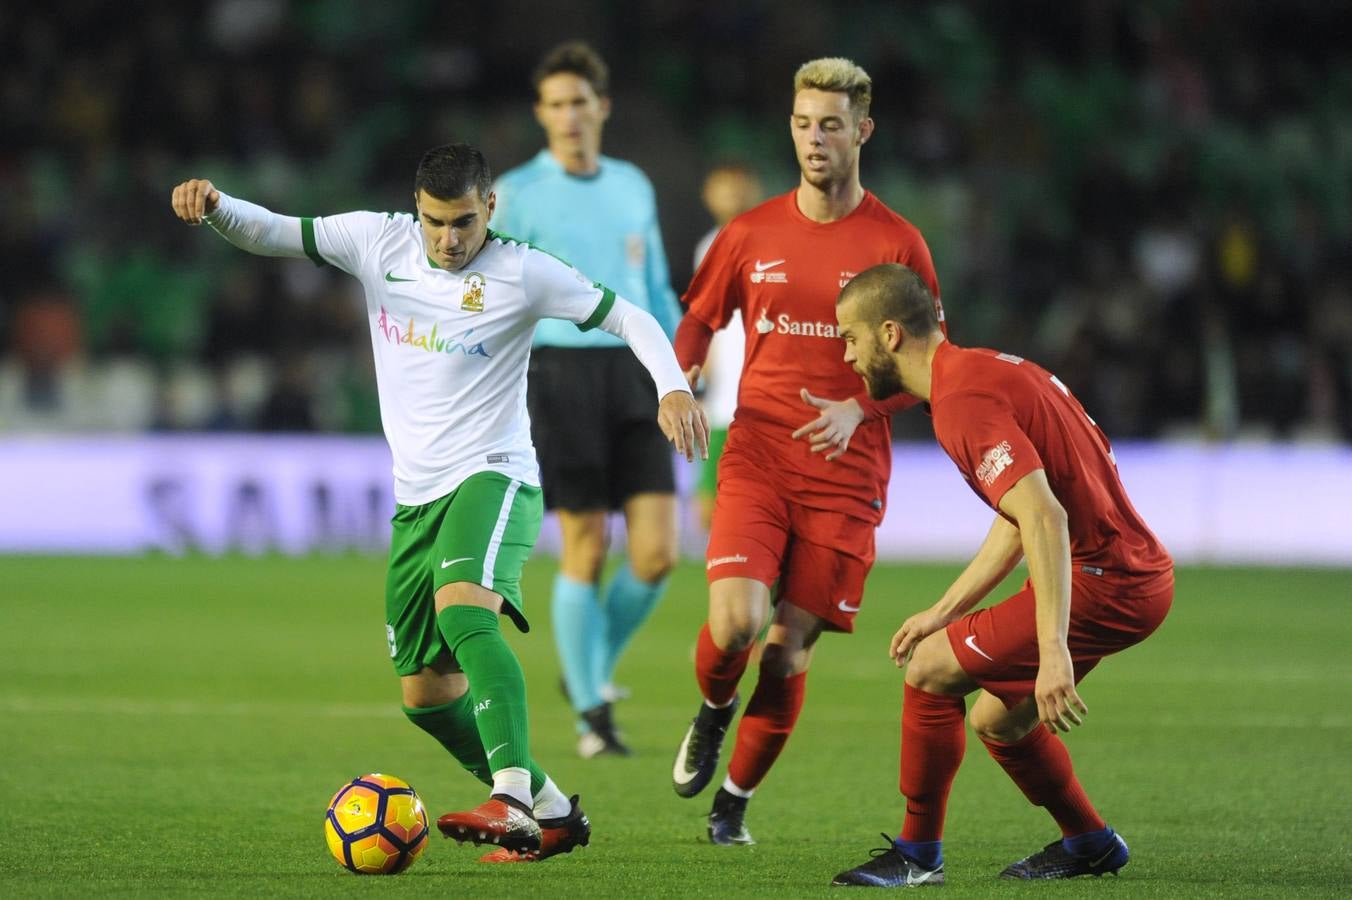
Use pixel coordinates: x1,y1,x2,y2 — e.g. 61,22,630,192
204,192,307,259
206,192,390,277
520,245,617,329
521,246,689,399
596,298,690,399
302,212,392,276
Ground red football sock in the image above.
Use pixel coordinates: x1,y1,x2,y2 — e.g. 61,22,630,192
695,623,754,706
981,726,1105,837
726,668,807,791
899,684,967,842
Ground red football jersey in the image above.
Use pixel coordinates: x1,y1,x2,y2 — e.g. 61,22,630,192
929,342,1173,585
682,190,941,523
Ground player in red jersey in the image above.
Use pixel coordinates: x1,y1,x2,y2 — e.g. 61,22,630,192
670,58,942,845
826,264,1173,887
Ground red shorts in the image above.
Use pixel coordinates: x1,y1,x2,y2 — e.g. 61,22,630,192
946,569,1174,708
705,455,876,632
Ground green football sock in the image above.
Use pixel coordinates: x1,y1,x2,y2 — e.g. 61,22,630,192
437,605,533,776
403,696,492,787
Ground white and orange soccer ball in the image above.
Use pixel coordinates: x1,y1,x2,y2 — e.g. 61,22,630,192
323,773,429,874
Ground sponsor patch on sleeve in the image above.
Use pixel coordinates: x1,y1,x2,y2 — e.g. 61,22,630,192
975,440,1015,487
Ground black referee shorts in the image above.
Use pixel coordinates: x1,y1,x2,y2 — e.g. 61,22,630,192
527,347,676,511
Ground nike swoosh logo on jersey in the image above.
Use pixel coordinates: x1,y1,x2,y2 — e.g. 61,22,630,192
441,556,474,569
485,741,509,760
964,634,994,661
753,259,785,272
837,598,862,613
385,271,417,282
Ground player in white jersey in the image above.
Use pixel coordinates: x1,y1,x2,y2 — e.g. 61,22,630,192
170,143,708,862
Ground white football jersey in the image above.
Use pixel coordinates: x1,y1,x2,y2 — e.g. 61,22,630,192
303,213,615,504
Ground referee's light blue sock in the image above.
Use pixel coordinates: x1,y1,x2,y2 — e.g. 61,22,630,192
551,573,604,713
599,564,667,685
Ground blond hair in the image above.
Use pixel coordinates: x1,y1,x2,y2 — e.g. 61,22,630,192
793,57,872,121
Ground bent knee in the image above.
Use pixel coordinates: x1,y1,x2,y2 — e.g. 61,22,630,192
560,544,606,583
400,669,467,708
628,547,676,584
708,603,764,652
759,642,809,679
903,633,967,694
711,619,760,653
969,698,1039,744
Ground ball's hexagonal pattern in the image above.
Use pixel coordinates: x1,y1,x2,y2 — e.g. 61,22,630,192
324,774,429,875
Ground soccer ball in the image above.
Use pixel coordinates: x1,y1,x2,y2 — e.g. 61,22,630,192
323,773,429,874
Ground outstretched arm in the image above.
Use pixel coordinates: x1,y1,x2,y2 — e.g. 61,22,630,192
170,179,307,259
598,298,710,462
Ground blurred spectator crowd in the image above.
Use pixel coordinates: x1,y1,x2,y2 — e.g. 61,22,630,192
2,0,1351,441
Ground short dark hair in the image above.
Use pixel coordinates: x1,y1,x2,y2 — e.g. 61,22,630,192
532,41,609,98
839,264,940,337
414,143,492,202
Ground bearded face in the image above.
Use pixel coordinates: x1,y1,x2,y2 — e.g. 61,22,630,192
860,340,905,400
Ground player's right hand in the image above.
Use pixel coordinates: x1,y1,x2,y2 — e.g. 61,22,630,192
792,389,865,462
889,607,947,668
171,179,221,225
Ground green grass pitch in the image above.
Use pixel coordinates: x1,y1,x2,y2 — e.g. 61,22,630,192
3,556,1350,897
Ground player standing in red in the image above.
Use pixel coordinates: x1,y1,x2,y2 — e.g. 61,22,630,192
670,58,942,845
826,264,1173,887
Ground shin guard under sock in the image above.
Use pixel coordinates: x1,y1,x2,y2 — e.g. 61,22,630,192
725,669,807,791
898,684,967,843
435,605,531,774
981,725,1105,837
695,623,754,706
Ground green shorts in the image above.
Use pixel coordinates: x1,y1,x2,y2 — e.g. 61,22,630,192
384,471,543,676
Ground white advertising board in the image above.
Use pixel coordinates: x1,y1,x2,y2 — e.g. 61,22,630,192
0,436,1347,565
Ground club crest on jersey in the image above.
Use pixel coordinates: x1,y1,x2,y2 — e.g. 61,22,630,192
461,272,486,312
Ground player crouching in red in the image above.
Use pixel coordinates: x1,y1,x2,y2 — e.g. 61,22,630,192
822,264,1173,888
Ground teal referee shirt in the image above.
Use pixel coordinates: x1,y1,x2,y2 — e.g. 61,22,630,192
493,150,680,348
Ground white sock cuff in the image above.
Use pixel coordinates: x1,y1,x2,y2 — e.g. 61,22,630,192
533,776,572,820
492,767,533,809
721,776,754,799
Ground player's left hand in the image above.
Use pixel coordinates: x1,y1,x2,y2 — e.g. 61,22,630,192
1034,649,1087,733
792,389,865,462
658,390,710,462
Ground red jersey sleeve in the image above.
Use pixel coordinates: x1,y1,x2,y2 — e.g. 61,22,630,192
681,222,745,331
673,315,714,373
933,391,1044,510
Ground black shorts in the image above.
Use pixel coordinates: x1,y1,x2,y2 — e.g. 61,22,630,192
527,347,675,511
